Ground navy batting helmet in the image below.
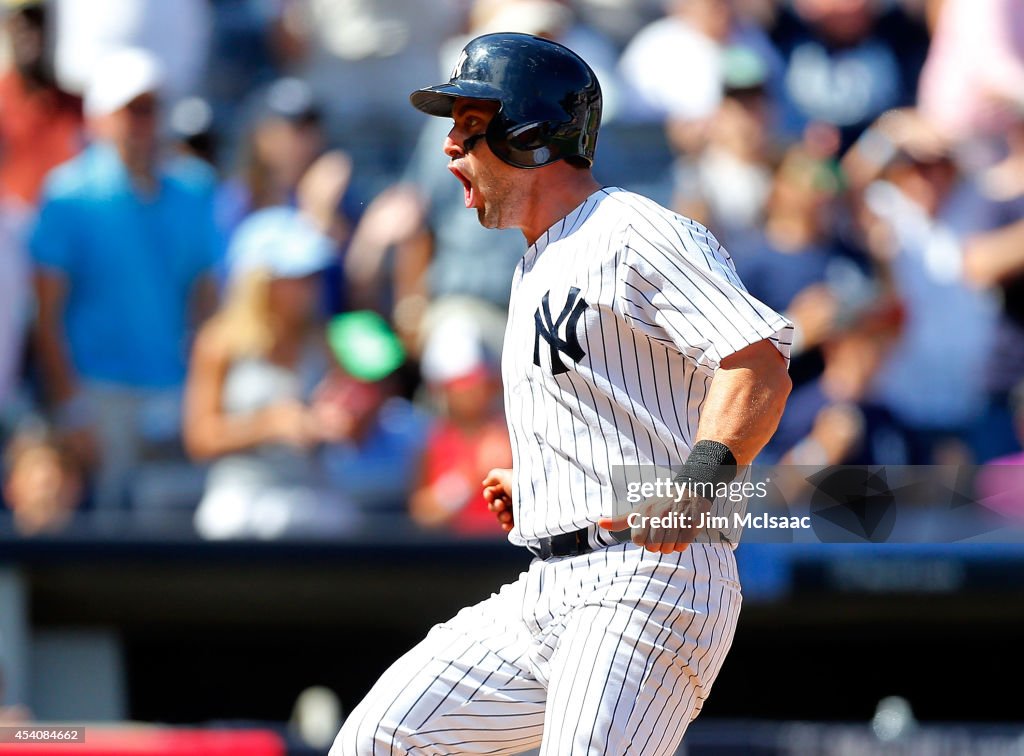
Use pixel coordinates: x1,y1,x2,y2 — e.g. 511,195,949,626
410,32,602,169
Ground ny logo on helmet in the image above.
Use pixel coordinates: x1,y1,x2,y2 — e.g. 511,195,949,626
451,50,469,80
534,288,587,375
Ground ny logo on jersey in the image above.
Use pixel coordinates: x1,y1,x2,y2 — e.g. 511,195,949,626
533,288,588,375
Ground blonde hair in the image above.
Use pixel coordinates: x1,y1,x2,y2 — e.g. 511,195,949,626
206,268,276,359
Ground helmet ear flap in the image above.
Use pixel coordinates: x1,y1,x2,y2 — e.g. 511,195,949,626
486,113,562,168
506,122,561,167
506,122,557,152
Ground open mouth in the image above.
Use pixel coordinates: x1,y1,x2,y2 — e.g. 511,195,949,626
449,165,476,208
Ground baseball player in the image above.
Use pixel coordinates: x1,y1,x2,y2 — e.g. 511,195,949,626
331,33,792,755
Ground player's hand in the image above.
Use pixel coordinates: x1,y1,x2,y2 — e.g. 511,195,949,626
598,488,713,555
482,467,513,532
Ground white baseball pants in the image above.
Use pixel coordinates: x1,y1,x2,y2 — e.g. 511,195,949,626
330,542,741,755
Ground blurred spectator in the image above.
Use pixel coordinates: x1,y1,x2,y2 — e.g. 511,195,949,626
283,0,465,177
733,147,878,463
52,0,212,103
772,316,905,467
186,206,353,540
342,182,426,317
295,150,355,264
204,0,291,144
217,78,356,313
461,0,622,118
295,149,358,317
733,148,860,377
169,96,218,170
410,316,510,534
961,114,1024,461
163,97,222,224
917,0,1024,142
975,380,1024,520
572,0,666,48
319,311,429,514
217,77,329,235
0,201,28,414
30,48,219,508
0,0,82,207
3,426,83,535
771,0,929,151
618,0,780,125
847,109,1000,463
671,46,779,243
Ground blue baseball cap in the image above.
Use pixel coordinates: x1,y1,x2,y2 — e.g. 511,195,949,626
228,206,335,280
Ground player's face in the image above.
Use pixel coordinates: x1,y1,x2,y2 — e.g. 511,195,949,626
444,99,527,230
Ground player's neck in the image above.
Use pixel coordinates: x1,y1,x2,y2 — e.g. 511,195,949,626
520,170,602,247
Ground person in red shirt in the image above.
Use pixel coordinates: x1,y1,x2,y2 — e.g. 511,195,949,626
0,0,82,207
410,316,512,535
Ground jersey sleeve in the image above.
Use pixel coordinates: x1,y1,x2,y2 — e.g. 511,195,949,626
616,218,793,372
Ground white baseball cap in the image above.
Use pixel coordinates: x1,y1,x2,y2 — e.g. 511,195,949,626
228,206,336,280
84,47,165,118
421,315,491,385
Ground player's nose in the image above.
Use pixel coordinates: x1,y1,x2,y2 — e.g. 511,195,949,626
444,132,464,160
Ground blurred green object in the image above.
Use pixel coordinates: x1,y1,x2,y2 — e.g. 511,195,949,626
722,46,768,93
326,311,405,382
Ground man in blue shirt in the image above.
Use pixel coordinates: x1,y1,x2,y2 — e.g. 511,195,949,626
31,48,218,509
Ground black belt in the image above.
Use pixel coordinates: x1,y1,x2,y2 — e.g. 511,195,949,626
528,525,730,559
529,527,628,559
528,529,593,559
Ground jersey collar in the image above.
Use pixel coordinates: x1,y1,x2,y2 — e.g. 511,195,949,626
529,186,618,257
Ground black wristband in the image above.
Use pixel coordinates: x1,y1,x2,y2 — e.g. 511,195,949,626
673,440,738,492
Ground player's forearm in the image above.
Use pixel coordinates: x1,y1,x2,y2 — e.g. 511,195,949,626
694,340,791,466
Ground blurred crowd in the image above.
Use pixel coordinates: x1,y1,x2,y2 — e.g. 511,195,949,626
1,0,1023,539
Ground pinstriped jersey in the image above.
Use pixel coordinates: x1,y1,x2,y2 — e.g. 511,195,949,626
502,187,793,546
